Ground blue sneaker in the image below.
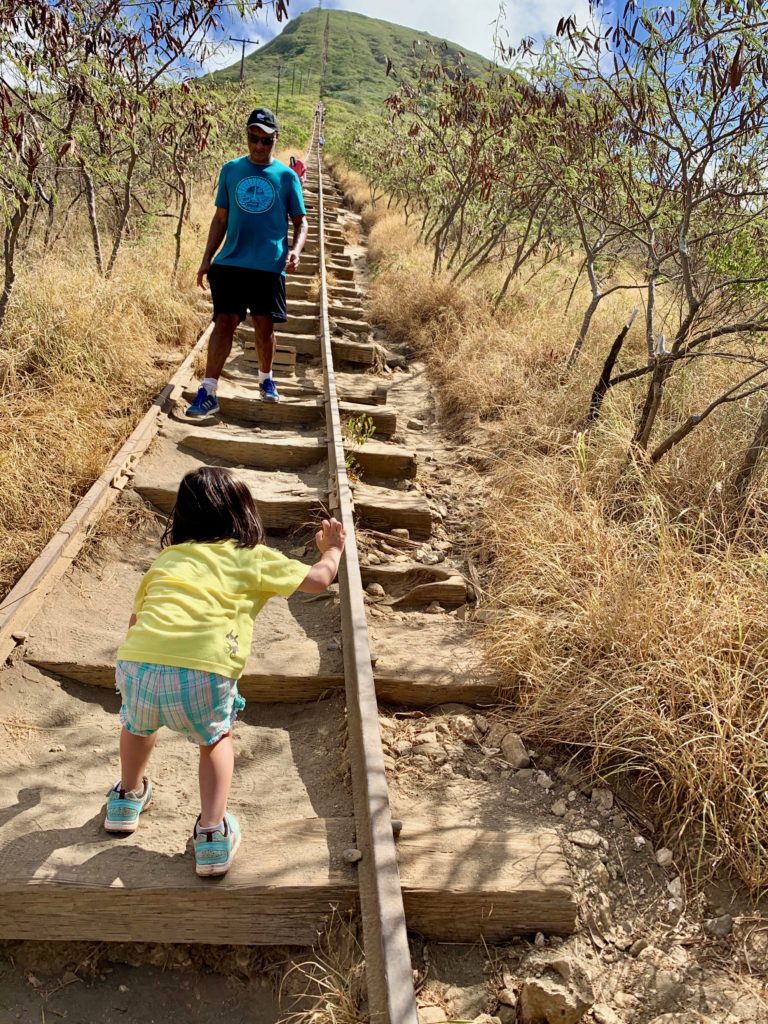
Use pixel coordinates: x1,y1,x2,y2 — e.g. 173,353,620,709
259,377,280,403
104,777,153,834
194,812,241,877
185,386,220,418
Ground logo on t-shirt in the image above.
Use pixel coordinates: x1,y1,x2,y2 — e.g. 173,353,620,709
225,630,239,657
236,176,276,214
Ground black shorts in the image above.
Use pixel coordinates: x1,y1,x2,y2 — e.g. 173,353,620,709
207,263,287,324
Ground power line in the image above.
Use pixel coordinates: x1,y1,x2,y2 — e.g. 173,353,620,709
230,36,260,84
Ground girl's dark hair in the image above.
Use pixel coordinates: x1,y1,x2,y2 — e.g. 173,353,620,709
161,467,265,549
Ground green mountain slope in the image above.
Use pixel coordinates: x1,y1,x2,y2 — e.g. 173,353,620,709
212,8,490,111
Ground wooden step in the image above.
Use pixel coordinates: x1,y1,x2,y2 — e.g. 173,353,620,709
285,281,317,300
133,464,324,530
180,430,416,480
25,581,496,707
223,374,388,405
304,242,346,257
240,330,376,367
360,563,466,608
275,315,319,335
180,386,396,436
326,265,355,281
353,482,432,539
329,285,361,300
346,439,417,480
399,824,576,941
0,658,573,943
0,731,574,944
331,317,371,337
180,430,325,469
24,546,346,696
330,304,366,321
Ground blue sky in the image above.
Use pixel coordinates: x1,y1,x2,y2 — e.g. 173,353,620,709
202,0,594,72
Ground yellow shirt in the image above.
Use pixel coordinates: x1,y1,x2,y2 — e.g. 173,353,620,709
116,540,309,678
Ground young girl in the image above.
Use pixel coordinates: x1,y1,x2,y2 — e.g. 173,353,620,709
105,466,346,877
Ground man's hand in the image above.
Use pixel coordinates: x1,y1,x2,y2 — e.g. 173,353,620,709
197,258,211,289
286,249,300,274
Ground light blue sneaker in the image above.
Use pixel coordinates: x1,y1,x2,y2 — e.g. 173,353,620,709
194,812,241,877
185,386,220,418
104,777,153,834
259,377,280,403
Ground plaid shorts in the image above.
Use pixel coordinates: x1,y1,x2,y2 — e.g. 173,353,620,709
116,660,245,746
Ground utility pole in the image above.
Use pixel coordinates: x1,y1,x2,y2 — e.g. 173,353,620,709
275,60,283,116
320,12,330,98
231,37,259,84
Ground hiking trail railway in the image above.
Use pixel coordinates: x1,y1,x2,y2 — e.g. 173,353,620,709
0,138,576,1022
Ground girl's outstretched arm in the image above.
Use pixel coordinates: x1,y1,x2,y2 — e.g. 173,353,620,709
298,518,346,593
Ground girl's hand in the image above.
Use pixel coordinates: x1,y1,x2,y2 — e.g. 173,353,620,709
315,517,346,553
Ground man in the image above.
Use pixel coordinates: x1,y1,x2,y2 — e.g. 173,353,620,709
187,107,308,416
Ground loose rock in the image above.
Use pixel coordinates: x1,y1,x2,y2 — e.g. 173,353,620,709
501,731,530,769
566,829,602,850
591,787,614,813
417,1008,448,1024
408,418,426,430
452,714,476,741
498,988,517,1007
655,847,674,867
391,528,410,539
518,951,594,1024
475,714,490,734
703,913,733,938
593,1004,621,1024
416,742,446,759
551,800,567,817
442,984,488,1018
366,582,386,597
667,876,683,898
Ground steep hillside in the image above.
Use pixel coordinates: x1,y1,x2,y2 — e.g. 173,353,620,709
212,8,490,111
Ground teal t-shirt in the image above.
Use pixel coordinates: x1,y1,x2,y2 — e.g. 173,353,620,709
212,157,306,274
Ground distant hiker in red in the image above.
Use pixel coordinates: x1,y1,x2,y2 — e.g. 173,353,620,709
290,154,307,185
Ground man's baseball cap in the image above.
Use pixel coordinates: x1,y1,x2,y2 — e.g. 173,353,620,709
247,107,279,134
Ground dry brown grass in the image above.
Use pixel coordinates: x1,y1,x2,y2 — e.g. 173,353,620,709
338,162,768,894
278,912,366,1024
0,223,204,600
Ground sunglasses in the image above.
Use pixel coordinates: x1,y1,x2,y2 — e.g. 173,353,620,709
247,132,275,146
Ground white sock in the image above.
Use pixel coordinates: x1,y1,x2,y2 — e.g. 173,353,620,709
118,779,146,799
258,370,273,383
196,820,224,835
202,377,218,394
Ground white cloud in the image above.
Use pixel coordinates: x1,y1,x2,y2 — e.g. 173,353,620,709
328,0,593,60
